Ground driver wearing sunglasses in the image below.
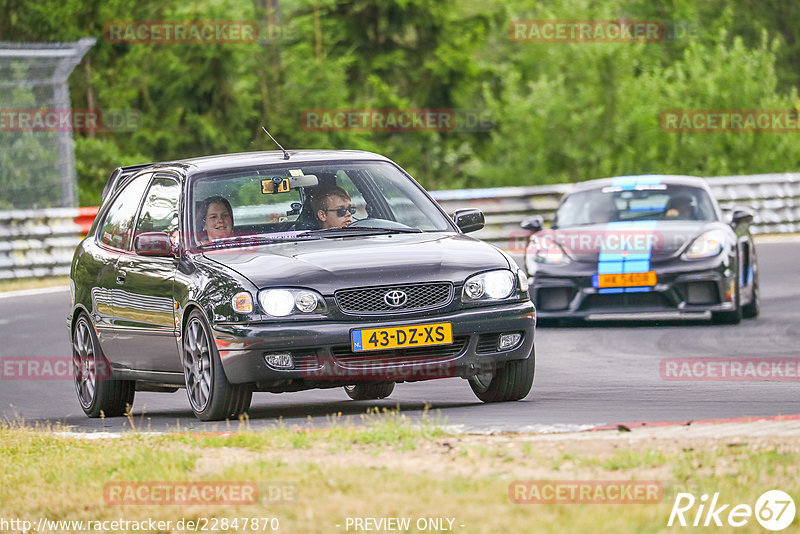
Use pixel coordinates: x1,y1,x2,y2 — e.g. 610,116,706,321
314,186,355,229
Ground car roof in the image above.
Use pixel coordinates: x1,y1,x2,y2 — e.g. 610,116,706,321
146,149,393,176
570,174,712,192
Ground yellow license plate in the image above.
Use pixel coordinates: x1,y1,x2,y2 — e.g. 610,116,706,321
597,271,657,288
352,322,453,352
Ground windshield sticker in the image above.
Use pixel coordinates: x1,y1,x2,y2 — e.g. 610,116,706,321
289,169,304,176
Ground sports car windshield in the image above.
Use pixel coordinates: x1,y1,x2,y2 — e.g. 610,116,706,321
190,161,452,247
553,183,717,229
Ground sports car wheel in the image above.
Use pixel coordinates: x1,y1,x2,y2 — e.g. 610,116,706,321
469,348,535,403
712,270,742,325
742,273,760,319
183,310,252,421
344,382,395,400
72,312,134,417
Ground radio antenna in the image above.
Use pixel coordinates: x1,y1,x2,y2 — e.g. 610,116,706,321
262,126,290,160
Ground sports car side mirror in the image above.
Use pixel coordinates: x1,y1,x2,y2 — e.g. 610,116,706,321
134,232,177,257
452,208,485,233
730,208,755,226
520,215,544,233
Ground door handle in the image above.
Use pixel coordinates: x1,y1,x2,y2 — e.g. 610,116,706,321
116,271,127,284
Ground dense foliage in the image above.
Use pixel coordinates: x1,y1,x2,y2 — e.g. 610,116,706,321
2,0,799,205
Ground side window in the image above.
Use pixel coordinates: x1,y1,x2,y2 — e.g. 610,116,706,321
134,176,180,239
99,174,151,250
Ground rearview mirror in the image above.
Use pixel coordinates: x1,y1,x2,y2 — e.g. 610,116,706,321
134,232,176,257
520,215,544,233
452,208,485,233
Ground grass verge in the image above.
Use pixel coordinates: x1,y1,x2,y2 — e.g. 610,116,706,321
0,276,69,293
1,412,798,533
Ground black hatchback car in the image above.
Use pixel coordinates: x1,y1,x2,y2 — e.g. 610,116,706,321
69,150,535,420
521,175,758,323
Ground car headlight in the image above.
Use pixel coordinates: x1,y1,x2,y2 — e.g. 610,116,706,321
462,270,516,302
683,230,726,259
258,288,327,317
527,235,571,265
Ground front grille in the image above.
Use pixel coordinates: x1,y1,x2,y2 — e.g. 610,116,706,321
331,336,468,367
678,281,720,305
536,287,573,311
292,353,321,371
476,334,500,353
581,292,671,310
335,283,453,315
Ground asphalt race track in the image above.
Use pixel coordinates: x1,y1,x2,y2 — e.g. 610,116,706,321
1,239,798,433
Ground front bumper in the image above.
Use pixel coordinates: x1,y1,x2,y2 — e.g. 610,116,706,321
530,258,736,319
210,301,536,387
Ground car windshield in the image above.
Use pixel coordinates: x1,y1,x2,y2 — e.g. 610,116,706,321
552,183,717,229
189,161,452,247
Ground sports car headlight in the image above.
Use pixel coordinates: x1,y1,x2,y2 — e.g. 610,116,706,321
683,230,726,259
527,236,571,265
258,288,327,317
462,270,516,302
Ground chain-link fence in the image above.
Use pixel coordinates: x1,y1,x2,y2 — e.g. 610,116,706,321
0,38,95,210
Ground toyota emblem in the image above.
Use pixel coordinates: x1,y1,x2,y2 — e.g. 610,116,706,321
384,290,408,307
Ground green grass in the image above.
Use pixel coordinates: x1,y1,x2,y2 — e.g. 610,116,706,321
0,276,69,293
1,415,799,534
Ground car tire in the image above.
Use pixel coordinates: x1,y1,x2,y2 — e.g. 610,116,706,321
344,382,395,400
182,310,253,421
742,271,760,319
72,312,135,418
469,348,535,403
712,266,742,325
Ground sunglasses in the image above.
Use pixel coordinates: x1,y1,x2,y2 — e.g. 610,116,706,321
324,206,356,217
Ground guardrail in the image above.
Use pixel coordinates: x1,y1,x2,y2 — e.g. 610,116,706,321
0,174,798,280
0,207,97,280
431,173,800,250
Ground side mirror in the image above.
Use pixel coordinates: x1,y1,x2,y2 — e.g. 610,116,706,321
452,208,485,233
730,207,755,226
520,215,544,233
134,232,176,257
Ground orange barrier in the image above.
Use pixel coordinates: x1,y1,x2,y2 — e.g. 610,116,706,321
75,206,99,235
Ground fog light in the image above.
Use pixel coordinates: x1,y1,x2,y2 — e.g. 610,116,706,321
264,353,293,369
498,333,522,350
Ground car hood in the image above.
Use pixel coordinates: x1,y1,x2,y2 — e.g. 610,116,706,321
538,221,726,262
200,232,512,292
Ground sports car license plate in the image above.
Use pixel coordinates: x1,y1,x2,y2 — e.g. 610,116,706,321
351,322,453,352
596,271,657,288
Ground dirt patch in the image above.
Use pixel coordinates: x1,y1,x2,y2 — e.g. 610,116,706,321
185,422,800,484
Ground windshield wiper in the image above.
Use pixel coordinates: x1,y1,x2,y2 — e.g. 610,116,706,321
298,226,423,238
198,233,320,249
